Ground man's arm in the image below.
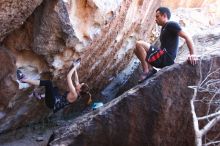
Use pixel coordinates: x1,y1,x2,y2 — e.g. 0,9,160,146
74,69,79,85
178,30,197,65
67,66,78,99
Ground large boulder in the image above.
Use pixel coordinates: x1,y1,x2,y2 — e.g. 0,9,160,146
48,55,220,146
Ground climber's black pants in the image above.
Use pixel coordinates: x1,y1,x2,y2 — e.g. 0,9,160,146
39,80,57,109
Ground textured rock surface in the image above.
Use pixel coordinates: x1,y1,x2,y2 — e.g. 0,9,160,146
0,0,43,41
48,55,220,146
0,47,17,110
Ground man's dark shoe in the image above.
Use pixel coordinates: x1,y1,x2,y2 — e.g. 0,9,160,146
138,68,157,83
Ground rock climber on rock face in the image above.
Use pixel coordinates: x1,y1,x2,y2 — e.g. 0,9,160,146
134,7,197,83
17,58,92,113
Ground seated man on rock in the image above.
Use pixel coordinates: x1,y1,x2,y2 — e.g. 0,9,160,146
134,7,197,83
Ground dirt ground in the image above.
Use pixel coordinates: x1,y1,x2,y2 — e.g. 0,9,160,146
0,122,58,146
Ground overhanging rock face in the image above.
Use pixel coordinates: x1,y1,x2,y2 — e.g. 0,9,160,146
0,0,161,133
48,55,220,146
3,0,161,91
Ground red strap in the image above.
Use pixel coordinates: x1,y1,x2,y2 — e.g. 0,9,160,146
148,50,165,62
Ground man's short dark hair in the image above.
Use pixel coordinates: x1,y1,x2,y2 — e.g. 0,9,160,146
156,7,171,20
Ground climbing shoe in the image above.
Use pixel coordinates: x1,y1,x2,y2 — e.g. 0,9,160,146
138,68,157,83
16,70,25,81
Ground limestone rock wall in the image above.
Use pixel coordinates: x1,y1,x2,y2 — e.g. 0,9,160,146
0,0,160,133
67,0,160,89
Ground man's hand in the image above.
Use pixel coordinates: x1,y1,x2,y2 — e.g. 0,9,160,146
187,54,198,65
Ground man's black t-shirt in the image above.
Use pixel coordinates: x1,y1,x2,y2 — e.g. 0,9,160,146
160,21,181,60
